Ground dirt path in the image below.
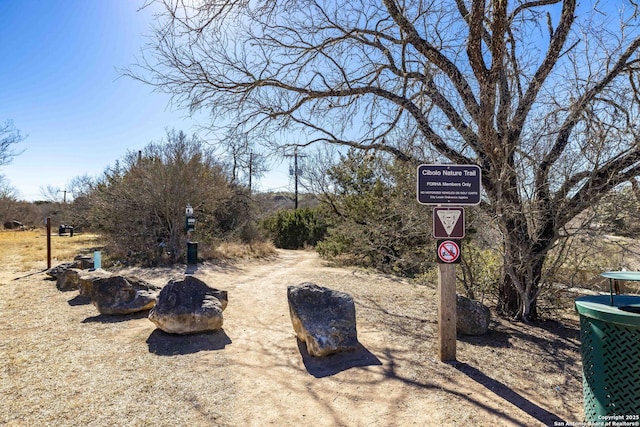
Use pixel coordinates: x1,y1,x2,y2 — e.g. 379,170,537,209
215,250,395,426
0,249,583,426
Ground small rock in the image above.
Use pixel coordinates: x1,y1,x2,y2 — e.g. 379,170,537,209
457,295,490,336
47,262,76,280
56,268,81,292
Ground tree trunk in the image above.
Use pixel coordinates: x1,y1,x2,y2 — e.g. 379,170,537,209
496,270,539,321
496,216,552,322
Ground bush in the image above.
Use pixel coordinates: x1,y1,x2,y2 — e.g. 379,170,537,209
263,207,327,249
313,151,432,276
86,130,261,265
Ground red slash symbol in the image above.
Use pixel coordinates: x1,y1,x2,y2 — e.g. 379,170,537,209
438,240,460,263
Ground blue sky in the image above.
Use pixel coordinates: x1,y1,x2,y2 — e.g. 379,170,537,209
0,0,291,201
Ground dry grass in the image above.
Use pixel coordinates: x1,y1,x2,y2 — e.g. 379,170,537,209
0,230,278,272
205,240,278,260
0,229,102,272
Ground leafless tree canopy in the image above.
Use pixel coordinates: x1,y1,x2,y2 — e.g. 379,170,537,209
0,120,24,167
128,0,640,320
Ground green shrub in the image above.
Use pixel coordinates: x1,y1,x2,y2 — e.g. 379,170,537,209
263,207,327,249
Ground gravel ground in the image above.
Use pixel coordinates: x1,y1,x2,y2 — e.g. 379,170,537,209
1,249,583,426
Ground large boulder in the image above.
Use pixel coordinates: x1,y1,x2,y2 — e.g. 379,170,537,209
456,295,491,336
148,276,228,334
287,282,358,357
78,269,113,299
56,268,82,291
91,276,161,315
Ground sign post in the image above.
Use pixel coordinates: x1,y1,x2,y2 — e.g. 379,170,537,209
438,263,457,361
417,164,482,362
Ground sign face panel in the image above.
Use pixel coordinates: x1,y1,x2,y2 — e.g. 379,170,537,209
417,164,481,205
433,207,465,239
437,239,461,264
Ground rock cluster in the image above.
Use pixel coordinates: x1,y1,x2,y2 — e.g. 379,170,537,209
49,254,492,363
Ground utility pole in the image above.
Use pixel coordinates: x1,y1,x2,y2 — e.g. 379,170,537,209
248,152,253,192
286,148,306,209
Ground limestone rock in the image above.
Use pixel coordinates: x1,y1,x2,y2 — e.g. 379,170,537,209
148,276,228,334
47,257,92,280
56,268,81,291
78,269,113,299
287,282,358,357
73,254,94,270
47,262,76,280
91,276,161,315
456,295,491,336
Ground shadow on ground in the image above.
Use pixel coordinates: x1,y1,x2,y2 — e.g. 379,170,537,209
82,310,150,323
146,328,232,356
297,341,382,378
68,294,91,306
451,361,566,426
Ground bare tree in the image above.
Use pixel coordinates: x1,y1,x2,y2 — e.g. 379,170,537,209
0,175,19,200
0,120,24,166
215,130,268,189
128,0,640,321
39,185,68,203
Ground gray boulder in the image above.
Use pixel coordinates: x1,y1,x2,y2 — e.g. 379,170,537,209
456,295,491,336
91,276,161,315
56,268,81,291
47,262,76,280
287,282,358,357
78,269,113,299
73,254,94,270
47,256,92,280
148,276,228,334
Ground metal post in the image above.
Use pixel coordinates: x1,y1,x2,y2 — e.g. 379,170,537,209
46,217,51,269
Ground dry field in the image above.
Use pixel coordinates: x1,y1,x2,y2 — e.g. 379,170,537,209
1,230,584,426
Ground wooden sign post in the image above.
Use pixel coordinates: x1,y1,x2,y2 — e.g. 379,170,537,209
417,164,482,363
436,239,461,361
438,263,457,361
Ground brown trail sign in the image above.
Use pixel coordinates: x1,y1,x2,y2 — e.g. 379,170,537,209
433,207,464,239
417,164,482,362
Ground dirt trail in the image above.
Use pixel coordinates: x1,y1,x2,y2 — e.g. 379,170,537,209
0,249,583,426
216,250,392,426
196,250,573,426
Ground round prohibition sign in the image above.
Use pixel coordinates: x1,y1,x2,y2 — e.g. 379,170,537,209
438,240,460,263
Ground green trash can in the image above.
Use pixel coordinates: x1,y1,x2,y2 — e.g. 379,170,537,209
187,241,198,265
575,293,640,422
